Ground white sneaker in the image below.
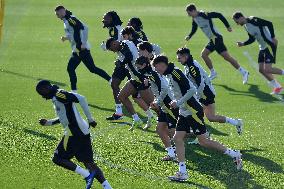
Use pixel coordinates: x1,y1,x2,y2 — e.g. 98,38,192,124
143,116,156,130
242,71,249,84
234,151,243,170
168,171,189,182
236,119,243,135
209,72,217,80
129,119,143,131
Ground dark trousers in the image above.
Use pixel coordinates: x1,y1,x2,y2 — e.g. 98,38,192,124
67,50,111,90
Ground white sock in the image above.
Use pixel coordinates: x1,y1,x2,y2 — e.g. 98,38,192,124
75,166,90,178
238,67,246,75
132,113,140,122
102,180,112,189
145,108,153,118
115,104,123,115
270,80,282,88
108,78,112,85
178,162,186,173
210,68,216,74
166,147,176,157
225,117,238,126
224,149,239,158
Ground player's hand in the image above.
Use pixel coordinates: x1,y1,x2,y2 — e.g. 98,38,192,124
169,100,178,109
272,38,278,46
89,121,97,128
237,42,244,47
144,78,149,87
39,119,47,126
185,36,190,41
227,27,233,32
61,36,67,42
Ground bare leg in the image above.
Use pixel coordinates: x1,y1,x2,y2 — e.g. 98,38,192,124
118,81,137,115
111,78,122,104
204,103,226,123
173,131,187,162
201,48,214,70
156,122,171,148
220,51,240,69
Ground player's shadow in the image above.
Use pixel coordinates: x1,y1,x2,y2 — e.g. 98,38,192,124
205,124,229,136
1,69,67,87
215,84,279,103
88,104,114,112
184,144,264,189
138,140,165,153
23,128,57,141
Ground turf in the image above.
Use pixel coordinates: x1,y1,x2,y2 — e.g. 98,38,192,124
0,0,284,188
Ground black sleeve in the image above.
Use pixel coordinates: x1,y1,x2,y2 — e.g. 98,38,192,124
252,17,275,38
51,119,60,125
150,72,161,91
55,91,79,103
120,45,133,65
113,27,119,40
243,32,256,46
188,20,198,39
67,16,84,50
188,65,202,87
208,12,230,28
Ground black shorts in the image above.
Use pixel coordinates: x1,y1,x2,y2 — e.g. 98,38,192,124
112,65,131,80
200,85,215,106
157,110,177,129
176,113,206,135
54,134,93,162
205,36,227,54
130,79,149,91
258,48,275,64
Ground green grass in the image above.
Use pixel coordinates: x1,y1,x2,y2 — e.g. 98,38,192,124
0,0,284,188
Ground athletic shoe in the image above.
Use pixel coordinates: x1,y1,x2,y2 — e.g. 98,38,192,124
106,113,123,121
85,172,96,189
129,119,143,131
242,71,249,84
233,151,243,170
162,155,177,162
209,72,217,80
168,171,188,182
271,87,283,95
188,138,199,145
143,116,156,130
236,119,243,135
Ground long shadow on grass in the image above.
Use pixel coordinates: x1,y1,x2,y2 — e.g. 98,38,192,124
23,128,57,141
215,84,280,103
138,140,165,153
88,104,114,112
1,69,67,87
185,144,264,189
206,124,229,136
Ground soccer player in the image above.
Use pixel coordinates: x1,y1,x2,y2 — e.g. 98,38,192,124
54,6,111,92
152,55,243,181
36,80,112,189
121,26,143,46
185,4,249,83
232,12,284,94
176,47,243,136
135,53,178,161
127,17,148,41
106,38,154,130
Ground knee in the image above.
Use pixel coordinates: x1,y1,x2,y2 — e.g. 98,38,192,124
198,137,209,147
206,114,216,122
111,81,119,91
259,67,265,74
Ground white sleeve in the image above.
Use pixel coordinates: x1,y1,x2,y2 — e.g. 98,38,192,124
73,93,95,123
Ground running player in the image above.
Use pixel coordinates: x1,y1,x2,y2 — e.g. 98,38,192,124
233,11,284,94
176,47,243,137
127,17,148,41
36,80,112,189
185,4,249,83
152,55,243,181
54,6,111,92
105,38,154,131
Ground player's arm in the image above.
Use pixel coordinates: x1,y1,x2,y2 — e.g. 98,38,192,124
151,73,168,106
208,12,231,29
67,16,85,50
238,32,255,47
39,118,60,126
186,20,198,40
253,17,275,38
187,65,205,98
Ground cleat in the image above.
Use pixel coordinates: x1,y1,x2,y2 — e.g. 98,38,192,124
168,172,188,182
242,71,249,84
129,119,143,131
209,72,217,80
143,116,156,130
85,172,96,189
271,87,283,95
236,119,243,135
162,155,177,162
233,151,243,170
188,138,199,145
106,113,123,121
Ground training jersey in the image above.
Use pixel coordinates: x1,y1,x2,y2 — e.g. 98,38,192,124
109,25,123,41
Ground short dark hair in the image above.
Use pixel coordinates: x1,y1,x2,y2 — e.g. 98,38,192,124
176,47,191,55
152,55,169,66
36,80,51,94
106,37,116,50
105,11,123,26
186,4,196,12
135,56,150,66
233,12,244,19
54,5,65,11
121,26,138,36
138,41,153,53
128,17,143,30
